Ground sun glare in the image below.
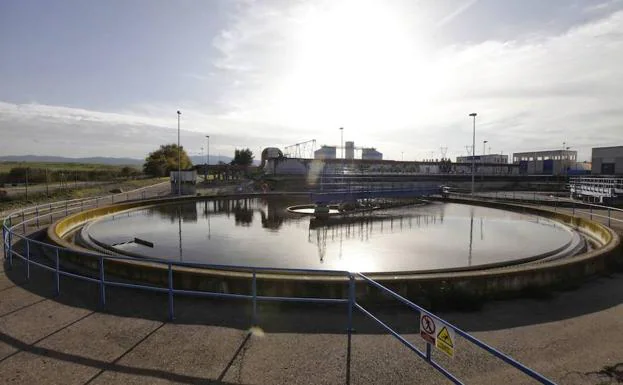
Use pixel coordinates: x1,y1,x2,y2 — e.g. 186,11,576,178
270,1,441,130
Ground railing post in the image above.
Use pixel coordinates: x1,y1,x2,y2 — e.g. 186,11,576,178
572,199,575,216
426,341,432,361
36,206,39,228
590,206,593,220
608,207,611,227
54,248,60,296
96,197,99,208
347,274,355,336
1,226,5,258
7,231,13,269
99,257,106,307
22,211,26,234
252,270,258,326
25,239,30,281
65,201,68,216
168,263,174,321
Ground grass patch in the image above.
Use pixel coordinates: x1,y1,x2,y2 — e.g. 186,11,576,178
0,161,138,173
0,177,167,213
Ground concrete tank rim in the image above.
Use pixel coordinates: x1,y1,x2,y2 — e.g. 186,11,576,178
46,194,620,285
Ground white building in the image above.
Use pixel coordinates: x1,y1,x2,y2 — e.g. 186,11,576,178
512,149,577,175
362,148,382,160
314,146,337,160
592,146,623,175
456,154,508,164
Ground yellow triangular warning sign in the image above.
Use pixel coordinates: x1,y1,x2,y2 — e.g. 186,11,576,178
437,327,453,348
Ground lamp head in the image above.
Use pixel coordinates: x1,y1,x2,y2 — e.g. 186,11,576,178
468,113,477,117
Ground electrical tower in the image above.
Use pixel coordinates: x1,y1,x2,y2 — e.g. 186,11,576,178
284,139,317,158
440,146,448,160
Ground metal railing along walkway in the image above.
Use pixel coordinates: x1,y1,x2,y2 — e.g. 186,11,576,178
2,189,562,384
449,191,623,229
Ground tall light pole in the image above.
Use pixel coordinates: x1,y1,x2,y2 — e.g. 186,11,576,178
339,127,344,159
562,141,566,176
177,110,181,196
469,113,477,195
205,135,210,181
482,140,488,181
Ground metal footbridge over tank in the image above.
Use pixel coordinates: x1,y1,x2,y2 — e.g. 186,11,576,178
310,186,441,204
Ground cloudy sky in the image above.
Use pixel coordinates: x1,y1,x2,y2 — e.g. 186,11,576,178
1,0,622,162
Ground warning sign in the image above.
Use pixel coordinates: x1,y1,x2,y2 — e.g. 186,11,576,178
419,313,456,358
419,315,436,345
436,326,455,358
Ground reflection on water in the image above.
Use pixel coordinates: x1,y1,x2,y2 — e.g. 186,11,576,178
308,212,444,263
89,198,575,273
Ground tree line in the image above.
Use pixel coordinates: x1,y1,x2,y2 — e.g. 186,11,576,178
142,144,254,177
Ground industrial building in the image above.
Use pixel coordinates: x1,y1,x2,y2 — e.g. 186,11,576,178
456,154,508,164
362,148,382,160
591,146,623,175
345,141,355,160
314,146,337,160
313,142,382,161
512,149,577,175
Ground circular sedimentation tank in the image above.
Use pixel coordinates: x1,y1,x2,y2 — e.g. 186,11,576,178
49,194,620,304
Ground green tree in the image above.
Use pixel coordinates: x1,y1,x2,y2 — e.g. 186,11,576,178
143,144,193,177
230,148,254,166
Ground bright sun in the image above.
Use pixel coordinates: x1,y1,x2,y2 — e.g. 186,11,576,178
270,1,442,130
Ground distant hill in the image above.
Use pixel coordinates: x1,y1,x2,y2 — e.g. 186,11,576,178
0,155,143,165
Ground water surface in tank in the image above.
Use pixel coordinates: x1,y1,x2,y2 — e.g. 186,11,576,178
85,197,578,273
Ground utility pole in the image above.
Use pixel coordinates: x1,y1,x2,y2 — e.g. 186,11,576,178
206,135,210,182
45,168,49,197
25,168,29,200
482,140,488,181
469,113,477,195
177,110,181,196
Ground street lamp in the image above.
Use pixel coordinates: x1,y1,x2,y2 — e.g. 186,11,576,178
482,140,488,180
177,110,181,196
205,135,210,181
339,127,344,159
469,113,477,195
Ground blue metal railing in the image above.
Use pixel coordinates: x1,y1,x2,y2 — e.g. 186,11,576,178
448,191,623,228
1,188,568,384
352,274,556,385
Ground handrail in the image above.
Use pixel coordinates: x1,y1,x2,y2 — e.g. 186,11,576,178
353,273,556,384
446,191,623,226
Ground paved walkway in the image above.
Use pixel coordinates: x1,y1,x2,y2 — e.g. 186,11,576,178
1,200,622,384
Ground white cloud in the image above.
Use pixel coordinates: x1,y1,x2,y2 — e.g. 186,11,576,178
208,2,623,161
1,1,623,163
